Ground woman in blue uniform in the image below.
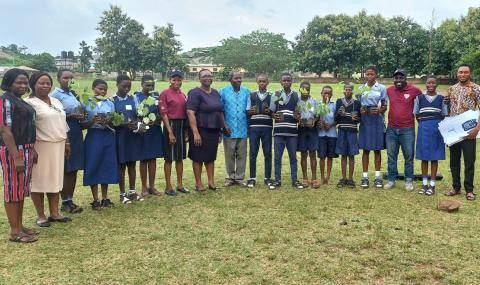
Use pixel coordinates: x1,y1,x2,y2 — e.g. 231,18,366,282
414,76,448,196
83,79,119,210
50,69,84,213
358,66,387,189
134,75,164,197
113,75,143,203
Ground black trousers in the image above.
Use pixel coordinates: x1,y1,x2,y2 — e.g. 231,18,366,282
450,139,477,193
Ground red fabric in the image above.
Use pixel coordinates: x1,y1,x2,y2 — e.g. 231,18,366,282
387,84,422,128
159,88,187,120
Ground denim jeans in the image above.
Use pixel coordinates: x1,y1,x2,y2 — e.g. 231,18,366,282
386,127,415,181
249,128,272,180
274,136,298,183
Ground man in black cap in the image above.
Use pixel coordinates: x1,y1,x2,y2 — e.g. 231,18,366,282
384,69,422,191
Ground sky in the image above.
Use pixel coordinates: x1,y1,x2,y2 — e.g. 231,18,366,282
1,0,478,56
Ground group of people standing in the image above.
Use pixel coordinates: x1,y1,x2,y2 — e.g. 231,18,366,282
1,64,479,243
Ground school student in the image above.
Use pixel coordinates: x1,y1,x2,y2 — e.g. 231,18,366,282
335,84,361,188
269,73,304,190
297,81,319,188
317,86,338,185
134,75,164,197
414,76,448,196
246,74,273,188
358,66,387,188
113,75,143,203
83,79,119,210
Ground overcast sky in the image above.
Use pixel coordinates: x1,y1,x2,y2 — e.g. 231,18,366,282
1,0,478,56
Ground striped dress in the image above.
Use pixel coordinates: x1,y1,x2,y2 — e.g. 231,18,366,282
0,93,36,202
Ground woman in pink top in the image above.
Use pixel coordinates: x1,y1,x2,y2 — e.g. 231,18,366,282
159,71,188,196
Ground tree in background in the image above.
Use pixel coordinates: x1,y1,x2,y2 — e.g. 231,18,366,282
213,29,293,78
95,5,147,79
141,23,186,80
78,40,93,73
30,53,57,72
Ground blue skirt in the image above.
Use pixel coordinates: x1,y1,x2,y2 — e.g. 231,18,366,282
416,119,445,161
335,129,359,156
141,124,164,161
359,114,385,150
116,127,143,164
64,119,84,172
83,128,119,186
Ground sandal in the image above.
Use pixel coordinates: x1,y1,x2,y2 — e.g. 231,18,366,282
177,187,190,194
23,227,39,236
311,180,320,189
48,216,72,223
208,185,219,191
445,189,461,196
148,188,162,196
466,192,476,201
36,219,51,228
9,232,38,243
302,179,309,188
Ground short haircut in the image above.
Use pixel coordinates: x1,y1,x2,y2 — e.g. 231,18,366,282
198,68,212,77
57,68,72,80
458,63,472,72
300,80,311,87
281,72,292,79
365,65,378,74
92,79,108,89
29,71,53,92
116,74,131,84
344,83,354,90
228,70,242,81
322,85,333,92
141,74,155,83
1,68,29,91
426,75,437,80
256,73,268,80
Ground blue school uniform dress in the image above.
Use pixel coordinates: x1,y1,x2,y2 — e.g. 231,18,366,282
297,97,319,152
335,98,361,156
113,94,143,164
50,88,84,172
134,91,164,161
414,94,448,161
83,99,119,186
317,101,338,159
358,82,387,150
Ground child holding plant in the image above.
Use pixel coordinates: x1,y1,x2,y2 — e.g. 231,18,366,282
358,66,387,189
246,73,274,188
268,73,304,190
317,85,338,185
297,81,319,188
335,83,361,188
413,76,448,196
134,75,164,197
113,75,143,204
83,79,120,210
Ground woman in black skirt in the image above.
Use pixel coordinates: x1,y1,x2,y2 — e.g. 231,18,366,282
160,71,188,196
186,69,227,192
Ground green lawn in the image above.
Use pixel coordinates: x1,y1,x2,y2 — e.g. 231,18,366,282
0,80,478,284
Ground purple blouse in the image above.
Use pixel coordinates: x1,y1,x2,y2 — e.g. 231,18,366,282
186,87,223,129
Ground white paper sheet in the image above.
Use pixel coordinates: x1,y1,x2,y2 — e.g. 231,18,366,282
438,110,480,146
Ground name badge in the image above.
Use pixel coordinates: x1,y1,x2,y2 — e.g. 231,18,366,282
125,105,133,110
155,100,159,106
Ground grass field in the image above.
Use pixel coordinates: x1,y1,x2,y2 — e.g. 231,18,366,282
1,80,479,284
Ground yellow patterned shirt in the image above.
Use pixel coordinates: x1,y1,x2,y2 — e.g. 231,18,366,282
448,82,480,116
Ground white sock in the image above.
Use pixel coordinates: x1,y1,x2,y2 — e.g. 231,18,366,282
362,172,368,178
375,171,381,178
430,180,436,187
422,177,428,186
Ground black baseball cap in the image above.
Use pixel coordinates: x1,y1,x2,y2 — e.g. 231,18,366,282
393,69,407,77
169,70,184,78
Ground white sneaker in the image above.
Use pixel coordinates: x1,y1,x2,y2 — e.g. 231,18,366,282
405,181,414,191
383,181,395,190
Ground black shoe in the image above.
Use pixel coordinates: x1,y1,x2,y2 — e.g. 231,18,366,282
418,185,427,195
269,180,281,190
374,178,383,188
165,189,177,196
361,178,369,188
91,200,102,210
208,185,219,191
292,181,304,190
425,186,435,196
101,199,114,207
264,178,273,186
128,191,145,201
246,179,256,188
177,187,190,194
347,180,356,188
337,179,346,188
61,200,83,214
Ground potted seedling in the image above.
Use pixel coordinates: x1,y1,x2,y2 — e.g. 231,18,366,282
135,95,157,134
272,94,285,122
296,100,316,128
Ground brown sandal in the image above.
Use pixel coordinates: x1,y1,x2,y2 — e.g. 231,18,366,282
445,189,461,196
9,232,38,243
311,180,320,189
466,192,476,201
302,179,309,188
22,227,39,236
